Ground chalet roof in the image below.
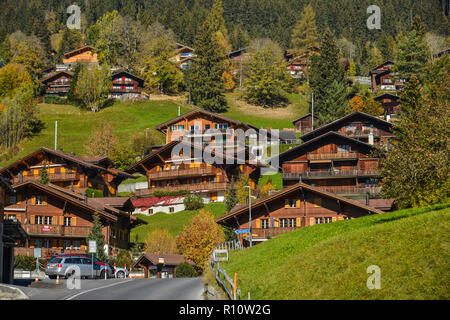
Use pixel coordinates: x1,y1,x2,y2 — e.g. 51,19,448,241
275,130,297,142
374,93,400,101
0,148,134,180
63,45,95,58
41,71,73,83
355,199,396,212
111,70,144,83
134,253,195,268
0,176,14,192
292,113,319,125
3,220,28,243
216,182,383,225
275,131,376,165
12,181,118,222
154,108,259,134
175,43,195,52
300,111,393,143
132,196,185,209
370,60,394,71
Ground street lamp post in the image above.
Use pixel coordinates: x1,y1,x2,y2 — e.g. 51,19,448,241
244,186,254,247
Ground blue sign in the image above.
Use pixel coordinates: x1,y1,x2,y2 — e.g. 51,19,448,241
235,229,250,234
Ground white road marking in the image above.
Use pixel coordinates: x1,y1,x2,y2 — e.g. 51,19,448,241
62,279,135,300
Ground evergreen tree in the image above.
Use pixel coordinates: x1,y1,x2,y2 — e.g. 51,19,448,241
38,160,50,184
291,4,318,56
225,180,238,212
395,30,429,80
318,80,348,124
86,212,107,261
67,63,81,105
185,18,228,112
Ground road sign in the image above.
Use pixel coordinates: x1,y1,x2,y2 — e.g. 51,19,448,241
34,248,41,258
235,229,250,234
88,240,97,253
158,258,165,264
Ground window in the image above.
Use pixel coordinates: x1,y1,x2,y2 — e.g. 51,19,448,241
43,239,51,248
44,216,53,225
73,241,81,250
288,218,297,228
205,124,211,130
261,219,269,229
344,216,351,220
149,209,153,214
313,198,322,207
35,216,44,225
169,207,175,213
8,215,17,221
35,196,44,205
280,218,289,228
9,196,16,204
64,217,72,226
63,240,71,249
218,123,229,130
288,199,297,208
82,258,92,264
337,145,350,153
324,217,332,223
34,239,42,248
315,217,323,224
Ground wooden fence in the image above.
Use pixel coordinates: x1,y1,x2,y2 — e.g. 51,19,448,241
210,240,248,300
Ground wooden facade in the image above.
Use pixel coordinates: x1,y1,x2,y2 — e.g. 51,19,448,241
374,93,401,116
41,71,73,97
170,43,195,70
216,182,382,246
62,45,98,65
155,108,259,145
127,141,260,201
300,111,394,147
369,61,405,92
292,113,320,133
278,131,382,196
5,181,143,258
0,148,134,197
109,70,144,99
134,253,195,278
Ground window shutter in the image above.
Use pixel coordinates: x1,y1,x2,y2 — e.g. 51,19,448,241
30,215,35,224
59,216,64,225
72,217,77,226
43,196,47,205
31,197,36,205
296,199,301,208
296,218,301,227
332,217,337,222
255,219,261,228
309,217,315,225
285,199,289,208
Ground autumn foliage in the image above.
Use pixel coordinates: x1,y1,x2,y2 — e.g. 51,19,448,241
176,209,225,272
145,229,177,254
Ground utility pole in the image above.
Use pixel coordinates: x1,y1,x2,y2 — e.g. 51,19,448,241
54,121,58,150
311,93,314,130
245,186,253,247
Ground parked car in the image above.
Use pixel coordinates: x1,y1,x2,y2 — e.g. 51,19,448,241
109,264,130,279
45,254,113,279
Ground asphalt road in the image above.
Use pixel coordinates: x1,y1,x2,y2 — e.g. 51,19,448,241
12,278,205,300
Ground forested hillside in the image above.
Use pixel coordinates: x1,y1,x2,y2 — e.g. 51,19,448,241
1,0,448,57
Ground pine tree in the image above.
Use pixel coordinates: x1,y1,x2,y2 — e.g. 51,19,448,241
225,180,238,212
38,160,50,184
395,30,429,80
291,4,319,56
185,18,228,113
86,212,107,261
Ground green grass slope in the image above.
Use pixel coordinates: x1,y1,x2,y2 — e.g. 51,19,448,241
222,204,450,299
131,202,226,243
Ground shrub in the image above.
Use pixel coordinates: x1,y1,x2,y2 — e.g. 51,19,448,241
44,95,67,105
184,194,204,210
175,262,198,277
85,188,104,198
14,255,45,270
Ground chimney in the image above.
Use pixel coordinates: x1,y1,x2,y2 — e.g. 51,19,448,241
368,132,374,145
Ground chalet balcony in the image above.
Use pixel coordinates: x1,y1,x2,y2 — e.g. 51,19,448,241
13,173,78,184
184,128,232,138
24,224,91,237
112,79,139,85
135,182,229,197
46,87,70,94
249,227,298,239
110,88,142,94
14,247,84,258
342,129,381,138
316,185,382,195
307,152,358,161
148,166,217,180
282,168,381,180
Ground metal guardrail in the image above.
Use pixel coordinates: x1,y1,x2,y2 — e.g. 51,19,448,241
210,240,246,300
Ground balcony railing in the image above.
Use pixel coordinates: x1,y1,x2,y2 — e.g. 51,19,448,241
46,87,70,93
316,186,382,195
14,247,83,258
148,166,217,180
13,173,78,184
249,227,298,239
342,129,381,138
135,182,229,197
307,152,358,161
282,168,381,180
24,224,91,237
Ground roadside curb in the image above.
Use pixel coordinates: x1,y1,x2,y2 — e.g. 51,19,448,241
0,284,29,300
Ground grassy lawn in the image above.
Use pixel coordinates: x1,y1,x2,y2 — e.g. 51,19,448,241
221,203,450,299
131,202,226,243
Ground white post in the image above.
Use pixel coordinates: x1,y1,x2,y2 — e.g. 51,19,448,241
54,120,58,150
311,93,314,130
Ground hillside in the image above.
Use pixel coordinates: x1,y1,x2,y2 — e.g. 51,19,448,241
131,202,226,243
221,204,450,299
1,93,308,167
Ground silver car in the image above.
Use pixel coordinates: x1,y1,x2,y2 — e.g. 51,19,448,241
45,255,112,279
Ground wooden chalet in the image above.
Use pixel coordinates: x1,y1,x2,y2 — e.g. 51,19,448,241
41,71,73,97
374,93,401,116
170,43,195,70
4,181,144,258
62,45,98,67
292,113,320,133
134,253,195,278
127,140,260,201
216,182,382,246
155,108,260,145
300,111,394,147
110,70,145,99
277,131,382,196
0,148,134,197
369,61,405,92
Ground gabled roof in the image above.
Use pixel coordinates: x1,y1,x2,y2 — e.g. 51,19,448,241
134,253,195,268
63,45,95,58
216,182,383,225
12,181,118,222
292,113,319,125
275,131,376,165
370,60,394,71
0,148,134,180
154,108,259,134
300,111,393,143
111,70,144,83
374,93,400,101
41,71,73,83
132,196,185,209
